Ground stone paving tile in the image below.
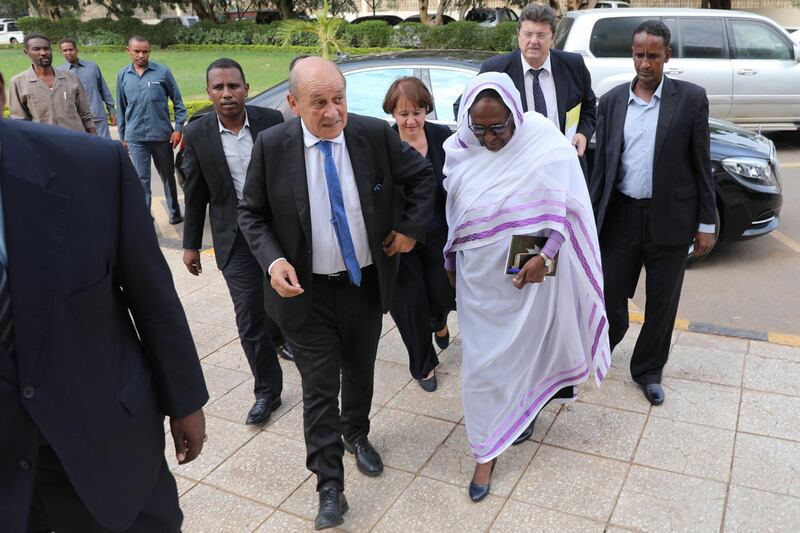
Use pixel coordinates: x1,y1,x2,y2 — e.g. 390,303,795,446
513,445,627,522
168,415,259,481
436,337,462,377
577,371,651,414
610,465,727,533
368,407,455,473
201,343,303,387
731,432,800,497
266,403,306,443
530,403,560,442
744,341,800,396
189,322,240,360
387,370,463,423
180,483,274,532
372,360,412,407
255,510,318,532
182,289,238,329
543,403,646,461
380,312,396,337
421,424,538,497
373,476,503,533
664,345,745,387
738,390,800,442
375,328,408,366
491,500,606,532
724,485,800,532
655,377,741,430
634,416,735,482
610,337,636,370
280,464,414,532
174,474,197,496
206,379,303,428
205,431,312,507
675,330,750,353
199,363,251,404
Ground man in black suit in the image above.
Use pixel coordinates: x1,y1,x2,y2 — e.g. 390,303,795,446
590,20,716,406
181,58,290,426
479,4,595,171
238,57,434,530
0,72,208,532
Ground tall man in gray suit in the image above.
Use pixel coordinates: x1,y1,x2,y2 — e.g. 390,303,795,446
590,20,716,406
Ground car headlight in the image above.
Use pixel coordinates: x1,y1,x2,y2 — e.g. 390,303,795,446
720,156,776,186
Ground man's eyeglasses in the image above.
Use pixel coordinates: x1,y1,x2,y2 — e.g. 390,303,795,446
468,113,513,137
520,32,552,42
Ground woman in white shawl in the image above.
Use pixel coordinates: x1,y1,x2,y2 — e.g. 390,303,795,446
443,72,610,502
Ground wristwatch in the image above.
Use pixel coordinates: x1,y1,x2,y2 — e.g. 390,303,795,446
540,253,554,275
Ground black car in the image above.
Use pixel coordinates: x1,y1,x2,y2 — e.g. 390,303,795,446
179,51,782,260
350,15,403,26
403,14,456,25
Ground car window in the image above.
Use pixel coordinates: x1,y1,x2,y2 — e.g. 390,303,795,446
8,22,18,31
429,68,476,123
344,68,415,118
499,10,511,22
590,17,649,57
508,10,518,21
553,17,575,50
730,19,792,60
676,18,726,59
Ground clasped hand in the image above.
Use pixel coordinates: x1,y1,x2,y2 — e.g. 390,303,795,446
512,255,547,289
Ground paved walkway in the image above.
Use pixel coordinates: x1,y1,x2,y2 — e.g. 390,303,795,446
162,247,800,532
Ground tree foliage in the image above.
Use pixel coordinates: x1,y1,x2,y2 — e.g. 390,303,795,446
276,0,344,58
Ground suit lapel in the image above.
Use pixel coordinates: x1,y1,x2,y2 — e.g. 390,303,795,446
609,87,629,184
509,50,528,112
284,119,312,246
0,122,69,377
204,112,236,191
343,119,376,244
246,106,265,140
653,76,678,166
550,51,568,134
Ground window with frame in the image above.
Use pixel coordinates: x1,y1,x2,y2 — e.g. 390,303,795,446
730,19,792,60
589,17,649,57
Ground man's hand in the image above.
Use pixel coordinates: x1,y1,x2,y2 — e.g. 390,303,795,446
446,270,456,289
183,249,202,276
692,231,716,257
572,133,588,157
512,255,547,289
121,140,128,152
382,231,416,256
169,409,205,465
170,131,183,150
270,259,304,298
109,114,117,126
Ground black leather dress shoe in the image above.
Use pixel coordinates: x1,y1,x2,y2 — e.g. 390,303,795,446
434,328,450,350
169,213,184,225
512,419,535,446
418,370,437,392
469,458,496,503
343,437,383,477
315,484,348,530
245,395,281,425
277,342,294,361
643,383,665,406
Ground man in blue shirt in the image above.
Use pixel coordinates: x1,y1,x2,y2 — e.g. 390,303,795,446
57,38,116,139
117,35,186,225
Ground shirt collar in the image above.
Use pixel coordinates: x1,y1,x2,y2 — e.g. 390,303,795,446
301,119,345,149
218,110,250,134
628,76,665,105
520,51,552,75
25,66,65,81
127,62,154,74
67,59,85,69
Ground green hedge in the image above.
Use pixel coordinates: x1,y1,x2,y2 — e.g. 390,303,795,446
15,17,520,52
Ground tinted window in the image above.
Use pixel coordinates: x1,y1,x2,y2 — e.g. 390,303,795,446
345,68,415,118
467,11,493,23
730,19,792,60
590,17,649,57
8,22,18,31
553,17,575,50
679,18,726,59
429,68,475,123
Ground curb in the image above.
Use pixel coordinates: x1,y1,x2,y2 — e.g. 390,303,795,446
628,312,800,348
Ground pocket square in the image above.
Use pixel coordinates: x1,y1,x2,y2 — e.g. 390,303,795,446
373,184,382,192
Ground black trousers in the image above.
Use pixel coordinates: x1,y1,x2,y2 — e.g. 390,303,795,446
283,266,382,491
600,194,689,385
26,442,181,532
221,231,283,400
389,224,455,380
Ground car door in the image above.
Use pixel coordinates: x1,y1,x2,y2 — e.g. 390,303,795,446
342,66,417,119
425,66,478,128
662,17,732,119
727,17,800,123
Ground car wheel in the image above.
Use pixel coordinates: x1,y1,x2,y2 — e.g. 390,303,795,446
9,37,17,44
687,204,721,267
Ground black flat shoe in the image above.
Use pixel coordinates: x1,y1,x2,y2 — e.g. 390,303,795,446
434,328,450,350
245,395,281,425
469,458,496,503
512,419,535,446
418,370,437,392
277,342,294,361
169,213,183,225
344,437,384,476
643,383,665,406
314,483,348,530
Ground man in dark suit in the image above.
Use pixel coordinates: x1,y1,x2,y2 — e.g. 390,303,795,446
0,72,208,532
590,20,716,406
181,58,290,426
238,57,434,530
479,4,595,171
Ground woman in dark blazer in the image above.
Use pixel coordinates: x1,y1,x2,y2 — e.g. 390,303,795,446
383,77,456,392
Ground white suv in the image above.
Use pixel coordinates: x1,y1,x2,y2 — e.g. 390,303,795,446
0,20,23,45
554,8,800,130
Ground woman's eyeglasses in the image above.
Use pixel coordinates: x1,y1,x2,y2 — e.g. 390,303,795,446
468,113,513,137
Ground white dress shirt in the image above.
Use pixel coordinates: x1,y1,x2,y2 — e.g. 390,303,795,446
217,112,253,201
301,120,372,275
521,52,560,131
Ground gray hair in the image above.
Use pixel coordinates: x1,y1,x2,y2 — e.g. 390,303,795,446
518,4,558,36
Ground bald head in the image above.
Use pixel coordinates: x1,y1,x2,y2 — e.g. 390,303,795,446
286,56,348,140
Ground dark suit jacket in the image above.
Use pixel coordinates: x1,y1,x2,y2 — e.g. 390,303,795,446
181,105,284,269
238,114,435,332
479,48,596,141
0,120,208,532
589,76,716,246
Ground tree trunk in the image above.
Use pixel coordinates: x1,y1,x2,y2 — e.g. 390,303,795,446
276,0,293,19
434,0,449,26
419,0,430,24
191,0,217,21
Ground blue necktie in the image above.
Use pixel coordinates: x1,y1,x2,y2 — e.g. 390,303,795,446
0,265,15,357
316,140,362,286
530,69,548,118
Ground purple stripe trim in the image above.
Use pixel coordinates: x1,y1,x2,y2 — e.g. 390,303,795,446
562,220,604,303
462,82,524,123
455,200,565,232
591,316,607,363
